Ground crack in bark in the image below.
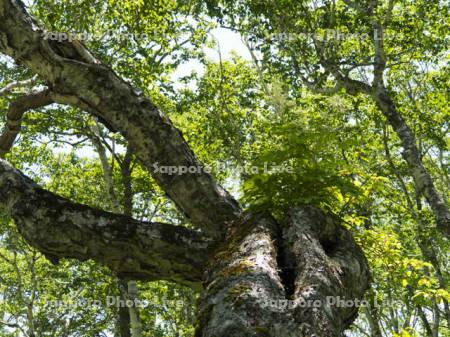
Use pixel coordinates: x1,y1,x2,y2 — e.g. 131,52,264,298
196,207,370,337
282,207,370,336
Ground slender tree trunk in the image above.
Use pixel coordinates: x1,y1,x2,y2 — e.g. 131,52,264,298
116,279,132,337
364,289,383,337
88,123,132,337
384,125,450,334
127,281,143,337
121,148,143,337
88,126,142,337
431,300,440,337
414,301,433,337
88,121,121,211
418,233,450,332
373,84,450,237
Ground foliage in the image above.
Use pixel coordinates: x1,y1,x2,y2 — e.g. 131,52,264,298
0,0,448,336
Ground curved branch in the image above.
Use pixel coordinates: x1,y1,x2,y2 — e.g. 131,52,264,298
0,89,53,158
0,0,241,237
0,159,212,288
0,75,37,97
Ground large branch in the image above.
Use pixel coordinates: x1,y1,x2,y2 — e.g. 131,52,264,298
0,89,53,157
0,159,212,288
0,0,241,237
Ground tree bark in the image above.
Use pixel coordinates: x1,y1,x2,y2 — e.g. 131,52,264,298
373,84,450,237
0,159,212,288
116,278,132,337
0,1,371,336
197,207,370,337
127,281,143,337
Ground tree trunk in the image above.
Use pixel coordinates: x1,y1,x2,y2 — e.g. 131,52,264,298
364,289,383,337
0,1,371,336
196,207,370,337
373,85,450,237
87,125,144,337
116,279,132,337
127,281,144,337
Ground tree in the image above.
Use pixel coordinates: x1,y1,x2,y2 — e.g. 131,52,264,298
1,0,449,336
205,0,449,237
0,0,372,336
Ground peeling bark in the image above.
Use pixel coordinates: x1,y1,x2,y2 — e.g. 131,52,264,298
196,207,370,337
0,159,212,288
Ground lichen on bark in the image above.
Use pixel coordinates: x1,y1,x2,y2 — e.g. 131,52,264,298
196,208,370,337
0,1,373,335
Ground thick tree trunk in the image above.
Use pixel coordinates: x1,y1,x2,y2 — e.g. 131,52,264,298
197,207,370,337
0,2,371,335
0,158,370,335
